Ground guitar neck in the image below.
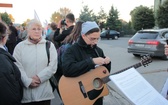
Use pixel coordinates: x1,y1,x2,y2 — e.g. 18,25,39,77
101,62,142,83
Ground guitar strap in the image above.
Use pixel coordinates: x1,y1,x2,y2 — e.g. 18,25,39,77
94,48,106,59
94,49,100,57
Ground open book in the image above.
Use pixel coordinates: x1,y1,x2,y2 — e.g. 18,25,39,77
109,67,168,105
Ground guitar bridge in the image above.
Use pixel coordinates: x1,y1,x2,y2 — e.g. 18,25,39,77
79,81,87,98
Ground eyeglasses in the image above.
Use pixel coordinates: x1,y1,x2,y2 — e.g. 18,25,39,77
31,28,42,31
85,35,100,42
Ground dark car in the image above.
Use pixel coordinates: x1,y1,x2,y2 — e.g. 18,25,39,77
100,30,120,40
127,28,168,60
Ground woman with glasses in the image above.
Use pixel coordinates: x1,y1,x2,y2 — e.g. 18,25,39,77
13,19,58,105
0,21,23,105
61,21,111,105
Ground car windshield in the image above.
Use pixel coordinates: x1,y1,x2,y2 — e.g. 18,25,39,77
133,31,159,39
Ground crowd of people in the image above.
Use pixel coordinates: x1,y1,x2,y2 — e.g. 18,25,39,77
2,12,168,105
0,12,111,105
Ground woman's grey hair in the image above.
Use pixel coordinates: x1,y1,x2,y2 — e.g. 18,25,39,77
26,19,42,30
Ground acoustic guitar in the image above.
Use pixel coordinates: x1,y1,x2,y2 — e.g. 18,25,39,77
59,55,152,105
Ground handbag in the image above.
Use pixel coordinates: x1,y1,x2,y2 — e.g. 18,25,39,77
46,41,58,90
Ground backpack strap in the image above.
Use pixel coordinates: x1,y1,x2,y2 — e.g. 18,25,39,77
45,41,58,90
46,41,51,66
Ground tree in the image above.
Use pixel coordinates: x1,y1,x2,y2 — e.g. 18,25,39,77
8,14,15,22
156,0,168,28
106,5,121,31
50,7,71,23
130,5,154,31
0,12,11,24
59,7,71,19
50,12,62,23
79,5,97,22
120,20,135,36
22,19,31,27
97,6,107,30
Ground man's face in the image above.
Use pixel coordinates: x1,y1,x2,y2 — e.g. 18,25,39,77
65,18,69,27
82,31,100,47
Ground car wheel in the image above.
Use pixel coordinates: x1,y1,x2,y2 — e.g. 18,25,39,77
114,35,118,40
133,54,140,57
161,55,168,60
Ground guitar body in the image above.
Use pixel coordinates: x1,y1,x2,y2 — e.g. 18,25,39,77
59,66,110,105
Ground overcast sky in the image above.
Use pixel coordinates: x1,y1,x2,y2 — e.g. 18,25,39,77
0,0,154,24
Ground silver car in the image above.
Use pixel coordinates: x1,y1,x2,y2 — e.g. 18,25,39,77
127,28,168,60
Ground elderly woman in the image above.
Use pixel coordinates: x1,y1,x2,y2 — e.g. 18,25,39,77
13,19,58,105
0,21,23,105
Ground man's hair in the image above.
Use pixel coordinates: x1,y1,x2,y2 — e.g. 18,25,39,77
50,22,57,30
9,22,13,26
66,13,75,23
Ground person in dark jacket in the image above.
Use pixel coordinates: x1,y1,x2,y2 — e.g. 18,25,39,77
106,27,110,40
62,21,111,105
6,22,18,55
0,21,23,105
53,13,75,49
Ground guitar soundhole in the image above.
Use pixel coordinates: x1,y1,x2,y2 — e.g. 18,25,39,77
93,78,103,89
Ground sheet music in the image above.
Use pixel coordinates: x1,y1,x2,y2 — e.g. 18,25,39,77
161,78,168,98
109,68,168,105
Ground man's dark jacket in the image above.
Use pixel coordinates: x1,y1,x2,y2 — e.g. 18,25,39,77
62,36,111,105
53,25,74,48
0,48,23,105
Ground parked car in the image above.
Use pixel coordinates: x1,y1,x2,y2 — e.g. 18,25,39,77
100,30,120,40
127,28,168,60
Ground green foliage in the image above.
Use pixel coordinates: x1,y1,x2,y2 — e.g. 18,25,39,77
22,19,31,27
121,20,135,36
79,5,97,22
0,12,11,24
156,0,168,28
106,6,121,31
97,7,107,31
130,5,154,31
97,6,107,23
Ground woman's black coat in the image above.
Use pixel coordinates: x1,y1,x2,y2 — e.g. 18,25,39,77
0,48,23,105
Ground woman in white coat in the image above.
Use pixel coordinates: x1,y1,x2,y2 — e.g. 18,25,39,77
13,19,58,105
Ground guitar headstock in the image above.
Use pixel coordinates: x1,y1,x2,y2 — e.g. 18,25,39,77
140,55,152,67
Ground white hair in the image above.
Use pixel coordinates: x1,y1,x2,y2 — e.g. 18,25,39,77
26,19,42,30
